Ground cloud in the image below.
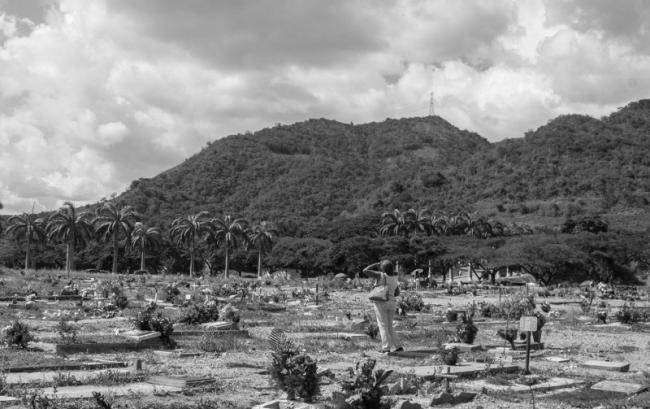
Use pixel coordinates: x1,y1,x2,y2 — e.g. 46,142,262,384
1,0,650,214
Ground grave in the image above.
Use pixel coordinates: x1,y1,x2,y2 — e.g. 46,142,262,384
591,380,648,395
147,375,216,388
2,360,128,373
123,330,161,342
581,360,630,372
388,349,438,358
252,400,327,409
546,356,570,363
55,337,166,355
26,382,183,400
512,341,544,351
153,349,202,358
397,362,519,380
5,368,133,385
172,329,249,337
443,342,482,352
201,321,236,330
460,377,584,393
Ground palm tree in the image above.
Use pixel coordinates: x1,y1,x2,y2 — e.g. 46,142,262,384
169,212,212,277
210,214,249,278
93,202,139,274
6,212,46,270
46,202,94,278
380,209,409,237
131,222,161,272
412,208,434,236
247,221,276,278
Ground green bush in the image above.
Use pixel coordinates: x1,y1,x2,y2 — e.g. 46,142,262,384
132,302,173,337
4,320,34,348
397,292,424,313
179,302,220,325
56,317,78,344
337,359,392,409
268,328,320,402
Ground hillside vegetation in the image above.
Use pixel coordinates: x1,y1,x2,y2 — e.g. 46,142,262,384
119,101,650,235
1,100,650,283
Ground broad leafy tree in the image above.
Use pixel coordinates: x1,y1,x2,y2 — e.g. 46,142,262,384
210,214,249,278
6,212,46,270
169,211,212,277
247,221,275,278
131,222,162,272
93,202,139,274
46,202,94,278
380,209,412,237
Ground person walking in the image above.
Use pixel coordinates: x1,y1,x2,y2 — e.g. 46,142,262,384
363,260,403,353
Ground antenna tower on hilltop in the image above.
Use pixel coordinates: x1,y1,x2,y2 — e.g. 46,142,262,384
429,91,434,116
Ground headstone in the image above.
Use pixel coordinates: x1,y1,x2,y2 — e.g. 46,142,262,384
591,380,647,395
581,360,630,372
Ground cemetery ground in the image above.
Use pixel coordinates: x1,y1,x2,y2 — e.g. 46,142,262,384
1,269,650,408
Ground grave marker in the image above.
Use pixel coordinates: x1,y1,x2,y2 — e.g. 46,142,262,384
591,380,647,395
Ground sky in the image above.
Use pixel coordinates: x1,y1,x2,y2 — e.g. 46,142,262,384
1,0,650,214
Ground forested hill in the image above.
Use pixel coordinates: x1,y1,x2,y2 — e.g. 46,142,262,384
120,116,490,230
119,100,650,233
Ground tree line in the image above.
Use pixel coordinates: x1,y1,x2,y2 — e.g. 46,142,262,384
2,200,643,286
1,201,274,279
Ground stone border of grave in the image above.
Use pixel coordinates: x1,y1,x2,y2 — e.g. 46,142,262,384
2,360,128,373
55,337,167,355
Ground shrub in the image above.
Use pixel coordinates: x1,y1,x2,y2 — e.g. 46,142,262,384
397,292,425,313
268,328,320,402
162,283,181,303
56,317,78,344
219,303,240,323
456,315,478,344
133,302,158,331
4,320,34,348
148,311,174,338
179,302,220,325
337,359,392,409
132,302,173,338
364,323,378,340
440,347,459,365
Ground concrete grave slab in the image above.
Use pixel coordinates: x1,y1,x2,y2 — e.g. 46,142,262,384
581,360,630,372
153,350,202,358
0,396,20,406
201,321,236,330
252,400,327,409
591,380,647,395
398,362,519,380
147,375,215,388
460,377,584,393
546,356,570,363
6,368,132,385
388,349,438,358
443,343,482,352
32,382,182,400
123,330,161,342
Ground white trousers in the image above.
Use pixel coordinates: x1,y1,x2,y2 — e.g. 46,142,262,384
373,300,400,351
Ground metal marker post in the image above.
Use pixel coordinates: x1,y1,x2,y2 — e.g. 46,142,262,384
520,316,537,375
525,330,531,374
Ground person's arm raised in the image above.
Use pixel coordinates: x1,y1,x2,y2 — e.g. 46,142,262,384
362,262,382,280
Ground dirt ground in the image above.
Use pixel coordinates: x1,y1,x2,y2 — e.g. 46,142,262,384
1,271,649,408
